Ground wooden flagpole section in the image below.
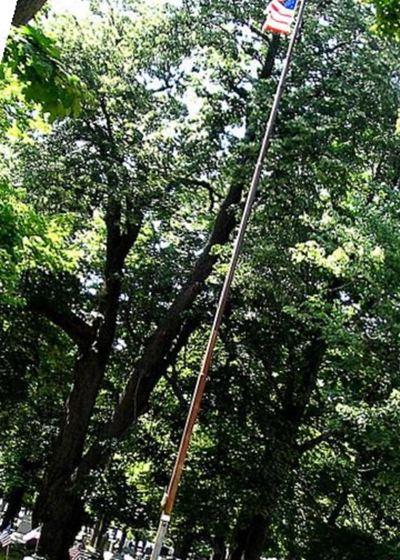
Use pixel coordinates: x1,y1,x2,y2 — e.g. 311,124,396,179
150,2,308,558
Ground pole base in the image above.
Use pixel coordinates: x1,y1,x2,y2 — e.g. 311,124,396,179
150,513,170,560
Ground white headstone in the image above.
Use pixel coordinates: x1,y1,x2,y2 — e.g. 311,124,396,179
17,514,32,535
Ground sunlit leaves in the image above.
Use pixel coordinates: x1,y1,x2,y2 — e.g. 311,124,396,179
0,183,81,305
3,26,88,120
369,0,400,38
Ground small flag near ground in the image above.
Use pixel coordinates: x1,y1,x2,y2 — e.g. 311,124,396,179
263,0,298,35
69,544,85,560
22,526,41,542
0,526,12,547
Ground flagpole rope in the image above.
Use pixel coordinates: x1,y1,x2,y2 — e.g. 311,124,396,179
150,1,308,558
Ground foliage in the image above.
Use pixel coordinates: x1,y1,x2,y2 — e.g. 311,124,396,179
0,182,81,306
0,0,400,559
306,524,400,560
2,25,87,123
370,0,400,37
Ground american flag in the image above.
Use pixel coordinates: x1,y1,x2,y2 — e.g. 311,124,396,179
262,0,298,35
0,526,12,547
69,544,85,560
22,526,41,542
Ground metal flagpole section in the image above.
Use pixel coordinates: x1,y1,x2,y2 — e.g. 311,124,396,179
150,1,308,558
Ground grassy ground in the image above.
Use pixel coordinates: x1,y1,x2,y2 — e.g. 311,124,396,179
0,549,22,560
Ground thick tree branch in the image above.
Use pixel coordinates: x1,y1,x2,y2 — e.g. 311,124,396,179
104,37,280,439
29,296,94,348
282,332,326,422
248,22,272,44
95,198,143,364
297,430,337,454
77,35,282,474
328,490,348,526
260,34,281,80
105,175,247,439
93,100,144,360
13,0,48,26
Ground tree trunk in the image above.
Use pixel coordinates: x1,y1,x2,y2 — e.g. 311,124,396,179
230,513,270,560
13,0,48,25
229,526,249,560
240,424,300,560
174,532,194,560
285,476,298,560
34,351,106,560
36,493,85,560
0,486,25,530
118,528,127,552
91,515,107,548
212,536,226,560
230,477,290,560
243,514,269,560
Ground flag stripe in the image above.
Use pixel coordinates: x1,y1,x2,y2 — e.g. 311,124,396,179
0,527,13,548
263,0,297,35
268,10,293,24
263,20,291,34
270,0,294,16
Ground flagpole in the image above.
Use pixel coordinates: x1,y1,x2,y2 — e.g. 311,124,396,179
150,2,308,558
5,544,10,560
34,528,41,554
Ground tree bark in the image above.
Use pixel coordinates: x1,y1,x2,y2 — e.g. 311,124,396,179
243,514,269,560
36,492,85,560
0,486,25,530
174,532,194,560
237,432,298,560
327,491,348,526
229,525,249,560
229,437,297,560
33,351,108,558
13,0,48,25
77,37,282,479
230,512,274,560
91,515,107,549
212,536,226,560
